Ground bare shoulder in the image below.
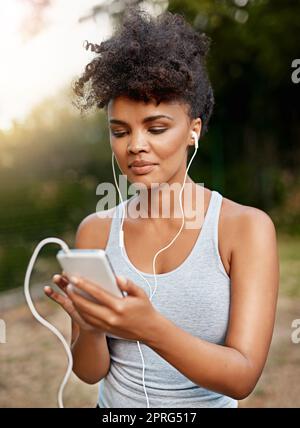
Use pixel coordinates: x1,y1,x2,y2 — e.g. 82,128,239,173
220,195,277,254
75,206,117,250
224,195,275,229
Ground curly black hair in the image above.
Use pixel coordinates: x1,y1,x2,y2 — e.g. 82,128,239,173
73,6,214,138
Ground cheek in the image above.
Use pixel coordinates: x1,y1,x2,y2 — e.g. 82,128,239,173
153,136,186,163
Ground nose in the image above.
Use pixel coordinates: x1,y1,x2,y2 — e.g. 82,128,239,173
127,133,150,154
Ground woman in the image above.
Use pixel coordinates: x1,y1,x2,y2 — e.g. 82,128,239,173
44,7,279,408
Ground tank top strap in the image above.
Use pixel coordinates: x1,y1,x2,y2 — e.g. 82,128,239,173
202,190,223,237
196,190,222,247
198,190,228,278
190,190,220,239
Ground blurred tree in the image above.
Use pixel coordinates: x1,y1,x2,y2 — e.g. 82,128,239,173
0,93,113,292
78,0,168,24
168,0,300,208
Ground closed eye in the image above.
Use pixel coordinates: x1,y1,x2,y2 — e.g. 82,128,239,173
112,128,167,138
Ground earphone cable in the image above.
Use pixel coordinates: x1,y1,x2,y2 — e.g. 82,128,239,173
24,238,73,409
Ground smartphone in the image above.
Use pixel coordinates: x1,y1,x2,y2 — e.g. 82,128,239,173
56,249,127,341
56,249,124,300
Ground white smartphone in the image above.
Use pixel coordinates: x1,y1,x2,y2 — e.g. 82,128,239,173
56,249,126,340
56,249,124,300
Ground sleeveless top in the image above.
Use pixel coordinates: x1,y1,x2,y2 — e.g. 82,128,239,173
98,190,238,408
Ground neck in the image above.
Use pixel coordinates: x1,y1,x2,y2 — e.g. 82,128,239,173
128,174,203,227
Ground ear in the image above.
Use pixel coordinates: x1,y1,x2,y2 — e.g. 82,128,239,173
189,118,202,145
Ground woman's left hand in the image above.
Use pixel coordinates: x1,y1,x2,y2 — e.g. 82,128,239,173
65,275,160,342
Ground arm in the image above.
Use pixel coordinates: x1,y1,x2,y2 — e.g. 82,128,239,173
143,208,279,400
71,329,110,385
70,211,114,384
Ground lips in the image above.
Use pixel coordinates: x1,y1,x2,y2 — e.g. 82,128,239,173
130,164,157,175
129,160,157,167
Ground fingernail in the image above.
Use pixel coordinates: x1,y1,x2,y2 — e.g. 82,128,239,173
44,286,51,294
66,284,74,293
70,276,78,285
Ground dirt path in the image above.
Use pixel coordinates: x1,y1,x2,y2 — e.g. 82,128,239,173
1,294,299,408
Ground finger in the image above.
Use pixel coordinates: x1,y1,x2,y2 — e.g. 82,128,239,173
73,308,107,331
45,286,68,306
69,276,122,309
66,284,117,323
45,286,90,327
79,311,111,332
52,274,69,291
54,271,69,282
44,286,77,316
61,271,72,282
116,276,144,297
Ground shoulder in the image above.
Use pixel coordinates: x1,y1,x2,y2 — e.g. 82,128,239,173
75,206,117,250
220,194,277,254
223,196,275,234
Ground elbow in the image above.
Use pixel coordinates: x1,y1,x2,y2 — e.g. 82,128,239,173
230,389,252,401
72,363,110,385
227,355,260,400
230,379,257,401
83,377,102,386
73,371,106,385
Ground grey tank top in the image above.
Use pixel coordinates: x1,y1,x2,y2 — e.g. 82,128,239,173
98,190,238,408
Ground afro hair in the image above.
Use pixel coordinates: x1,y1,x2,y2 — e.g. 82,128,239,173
73,6,214,138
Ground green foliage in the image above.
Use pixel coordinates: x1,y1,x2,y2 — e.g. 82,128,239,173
168,0,300,218
278,234,300,298
0,94,114,292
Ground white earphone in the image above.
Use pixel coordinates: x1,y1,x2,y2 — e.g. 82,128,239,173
111,129,199,408
191,130,199,149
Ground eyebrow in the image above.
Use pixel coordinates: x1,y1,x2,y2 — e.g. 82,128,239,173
109,114,174,126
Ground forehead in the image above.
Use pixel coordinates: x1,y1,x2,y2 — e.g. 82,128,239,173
107,96,189,122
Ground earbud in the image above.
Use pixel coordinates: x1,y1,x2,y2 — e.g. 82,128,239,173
191,131,199,149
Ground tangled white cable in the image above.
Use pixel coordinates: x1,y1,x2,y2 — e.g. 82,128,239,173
111,131,199,408
24,238,73,408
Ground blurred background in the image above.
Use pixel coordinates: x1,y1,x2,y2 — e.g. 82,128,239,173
0,0,300,408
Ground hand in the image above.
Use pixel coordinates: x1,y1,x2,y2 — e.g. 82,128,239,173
44,273,105,336
65,275,160,342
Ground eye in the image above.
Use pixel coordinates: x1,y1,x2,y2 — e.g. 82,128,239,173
148,128,167,134
112,128,167,138
112,131,128,138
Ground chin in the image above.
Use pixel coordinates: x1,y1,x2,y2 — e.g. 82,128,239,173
129,177,162,191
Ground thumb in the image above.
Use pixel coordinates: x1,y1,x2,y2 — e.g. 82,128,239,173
116,276,142,297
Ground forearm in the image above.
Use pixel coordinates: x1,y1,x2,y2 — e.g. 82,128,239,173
144,313,254,400
71,329,111,384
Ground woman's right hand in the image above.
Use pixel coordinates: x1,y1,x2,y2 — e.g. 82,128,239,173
44,273,105,336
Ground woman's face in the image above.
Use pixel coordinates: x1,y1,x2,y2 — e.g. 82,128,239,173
107,95,201,188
